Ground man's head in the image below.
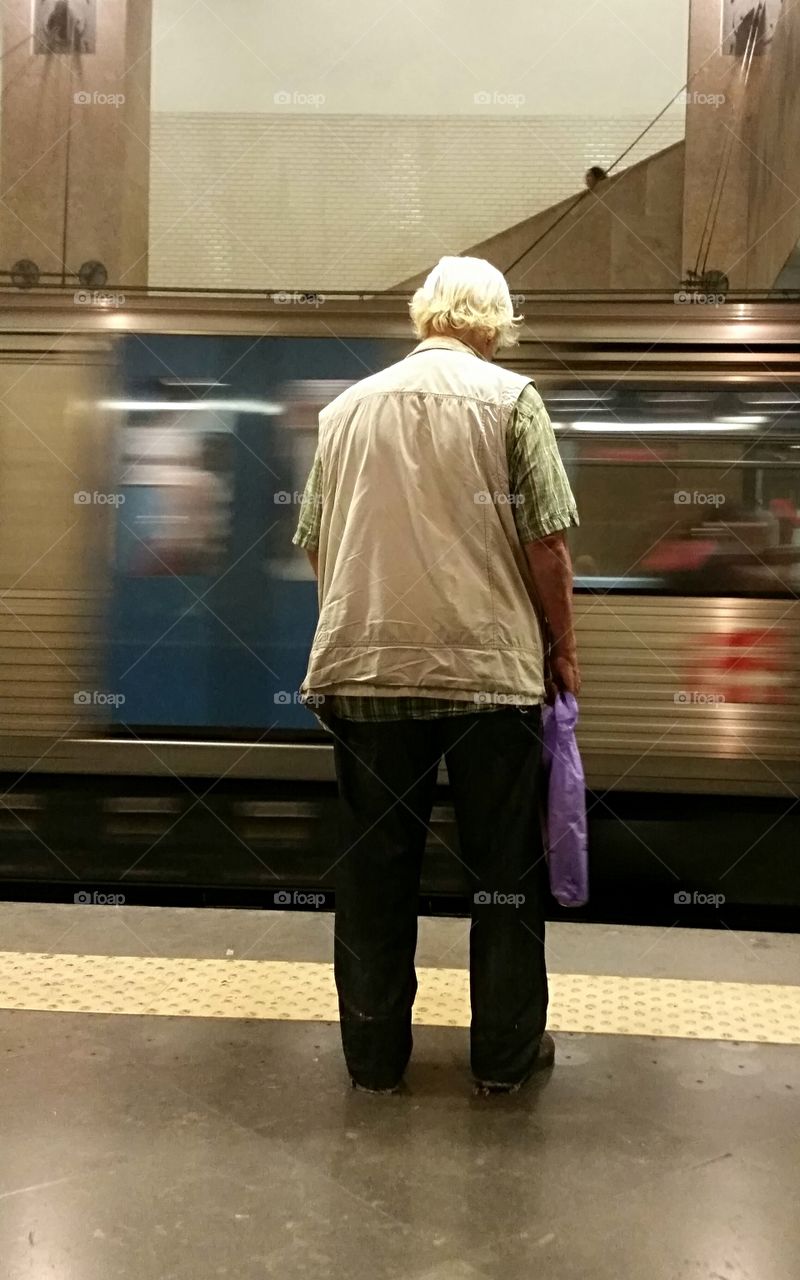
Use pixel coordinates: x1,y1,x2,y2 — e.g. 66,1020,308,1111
409,256,522,361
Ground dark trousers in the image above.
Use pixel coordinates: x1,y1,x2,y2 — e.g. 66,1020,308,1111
331,708,548,1088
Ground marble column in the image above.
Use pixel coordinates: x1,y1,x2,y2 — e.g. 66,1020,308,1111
1,0,152,291
681,0,765,289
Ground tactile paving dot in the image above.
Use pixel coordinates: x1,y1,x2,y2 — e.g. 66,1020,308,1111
0,952,799,1045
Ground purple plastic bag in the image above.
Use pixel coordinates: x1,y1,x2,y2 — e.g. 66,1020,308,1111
540,692,589,907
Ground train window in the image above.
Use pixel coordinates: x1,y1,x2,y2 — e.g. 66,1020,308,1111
547,386,800,596
116,409,235,578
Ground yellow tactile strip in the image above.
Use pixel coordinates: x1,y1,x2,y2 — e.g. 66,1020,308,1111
1,952,800,1044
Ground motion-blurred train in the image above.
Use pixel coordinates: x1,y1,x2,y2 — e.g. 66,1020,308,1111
0,292,798,923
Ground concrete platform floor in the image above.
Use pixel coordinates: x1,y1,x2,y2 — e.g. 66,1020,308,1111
1,903,799,1279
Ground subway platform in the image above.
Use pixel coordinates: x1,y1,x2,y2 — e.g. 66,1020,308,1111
1,902,800,1279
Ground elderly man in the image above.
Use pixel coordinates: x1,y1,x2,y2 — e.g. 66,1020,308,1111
294,255,580,1095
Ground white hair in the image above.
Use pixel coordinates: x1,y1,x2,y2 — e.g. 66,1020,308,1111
409,255,522,349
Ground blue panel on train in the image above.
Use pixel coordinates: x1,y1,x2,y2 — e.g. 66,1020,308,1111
107,334,407,731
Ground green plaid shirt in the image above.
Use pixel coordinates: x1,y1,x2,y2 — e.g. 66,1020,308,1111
293,381,578,721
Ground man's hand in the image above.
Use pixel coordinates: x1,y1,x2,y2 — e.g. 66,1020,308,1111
550,653,581,698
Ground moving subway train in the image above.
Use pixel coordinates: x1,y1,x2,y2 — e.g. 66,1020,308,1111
0,292,798,922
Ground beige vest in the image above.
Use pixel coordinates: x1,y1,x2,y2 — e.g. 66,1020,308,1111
301,336,546,704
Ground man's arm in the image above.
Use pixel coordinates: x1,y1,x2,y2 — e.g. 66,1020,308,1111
524,531,580,696
292,448,322,578
507,385,581,696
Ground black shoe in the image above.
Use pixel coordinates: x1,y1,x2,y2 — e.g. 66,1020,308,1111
473,1031,556,1096
350,1077,403,1095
